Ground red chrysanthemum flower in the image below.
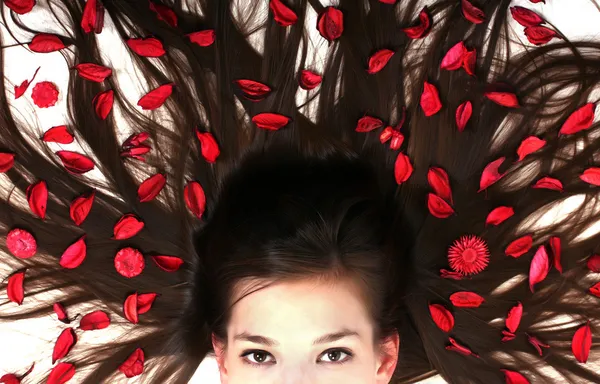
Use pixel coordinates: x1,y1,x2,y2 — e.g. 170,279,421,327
31,81,59,108
448,235,490,275
6,228,37,259
114,247,145,278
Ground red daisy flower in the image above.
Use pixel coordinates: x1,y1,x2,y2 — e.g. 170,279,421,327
448,235,490,275
31,81,59,108
114,247,145,278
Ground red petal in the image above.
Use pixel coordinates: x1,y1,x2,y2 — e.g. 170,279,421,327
122,132,150,148
149,2,178,27
587,255,600,272
92,89,114,120
119,348,145,378
73,63,112,82
581,168,600,186
31,81,59,108
440,269,465,280
449,291,485,308
184,181,206,219
7,271,25,305
14,66,40,99
126,37,165,57
502,369,530,384
446,337,479,357
195,129,220,163
59,235,87,269
114,247,145,278
379,0,397,3
0,152,16,172
572,321,592,363
505,302,523,333
187,30,215,47
529,0,545,2
485,206,514,226
252,112,291,130
502,330,516,342
4,0,35,14
478,157,506,192
461,0,485,24
6,228,37,259
47,362,75,384
517,136,546,161
421,81,442,116
269,0,298,27
484,89,520,108
121,144,151,161
234,79,271,98
52,328,76,364
124,293,139,324
28,33,65,53
81,0,104,34
317,7,344,41
367,49,395,74
532,176,563,192
402,7,432,39
79,310,110,330
0,373,20,384
527,333,550,356
69,190,95,226
113,214,144,240
299,70,322,90
589,282,600,297
53,302,70,323
462,49,477,76
56,151,95,174
355,115,384,132
529,245,550,293
440,41,466,71
505,235,533,258
524,25,558,45
510,6,544,27
559,103,596,135
427,194,455,218
137,173,166,202
137,293,158,314
151,255,184,272
394,152,413,184
26,180,48,220
429,304,454,332
137,83,174,110
427,167,453,204
549,236,562,274
42,125,74,144
389,131,405,150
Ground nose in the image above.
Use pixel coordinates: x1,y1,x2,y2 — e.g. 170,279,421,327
281,363,314,384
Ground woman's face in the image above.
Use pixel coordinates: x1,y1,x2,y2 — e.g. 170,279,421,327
211,278,399,384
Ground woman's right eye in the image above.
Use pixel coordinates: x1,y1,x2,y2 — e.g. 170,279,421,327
241,350,275,367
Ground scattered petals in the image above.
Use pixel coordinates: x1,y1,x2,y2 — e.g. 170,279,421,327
461,0,485,24
252,112,291,130
486,206,514,226
31,81,59,108
69,190,95,226
559,103,596,135
73,63,112,82
427,193,455,218
367,49,395,74
59,235,87,269
587,255,600,272
195,129,220,163
79,310,110,330
505,302,523,334
0,153,16,172
440,269,465,280
7,271,25,305
113,214,144,240
484,85,520,108
478,157,506,192
149,2,177,27
52,328,76,364
151,255,184,272
317,6,344,42
115,247,145,278
394,152,413,184
42,125,74,144
53,302,70,324
92,89,114,120
527,333,550,356
429,304,454,332
0,362,35,384
299,70,322,90
184,181,206,219
14,66,40,99
126,37,165,57
510,6,544,27
81,0,104,34
402,7,432,39
119,348,144,378
28,33,66,53
440,41,466,71
448,235,490,275
449,291,485,308
26,180,48,220
505,235,533,258
532,176,563,192
137,83,174,110
269,0,298,27
502,370,530,384
421,81,442,116
137,173,166,202
517,136,546,161
56,151,95,174
137,293,158,314
187,30,216,47
6,228,37,259
123,132,150,148
446,337,479,357
355,115,384,132
4,0,35,14
427,167,453,204
463,49,476,76
529,245,550,292
589,282,600,297
47,362,75,384
549,236,562,274
581,168,600,186
234,79,271,100
572,321,592,364
124,293,139,324
524,25,558,45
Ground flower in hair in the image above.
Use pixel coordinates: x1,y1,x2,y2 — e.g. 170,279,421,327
31,81,59,108
448,235,490,276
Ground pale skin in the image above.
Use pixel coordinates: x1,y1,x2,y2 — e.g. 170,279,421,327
211,278,400,383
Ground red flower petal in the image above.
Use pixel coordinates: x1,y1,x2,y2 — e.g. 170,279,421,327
122,132,150,148
195,129,220,163
440,269,464,280
502,369,530,384
79,310,110,330
4,0,35,14
6,228,37,259
478,157,506,192
449,291,485,308
73,63,112,82
502,330,516,342
59,235,87,269
31,81,59,108
0,152,16,172
389,131,405,150
234,79,271,100
121,144,151,161
81,0,104,34
394,152,413,185
115,247,145,278
529,0,545,2
69,190,95,226
587,255,600,272
52,328,76,364
47,362,75,384
26,180,48,220
151,255,184,272
7,271,25,305
572,321,592,363
269,0,298,27
137,173,166,202
486,206,514,226
462,49,477,76
505,235,533,258
119,348,144,378
137,293,158,314
505,302,523,334
446,337,479,357
367,49,395,74
517,136,546,161
581,168,600,186
187,30,215,47
317,7,344,41
532,176,563,192
448,235,490,276
429,304,454,332
252,112,291,130
124,293,139,324
590,282,600,297
461,0,485,24
0,363,35,384
113,214,144,240
549,236,562,274
184,181,206,219
28,33,65,53
527,333,550,356
440,41,466,71
299,70,322,90
149,2,178,27
56,151,95,174
427,167,453,204
484,86,520,108
379,0,397,3
126,37,165,57
42,125,74,144
524,25,558,45
355,115,384,132
137,83,174,110
421,81,442,116
14,66,40,99
529,245,550,293
402,7,432,39
510,6,544,27
53,302,70,323
559,103,596,135
92,89,114,120
427,193,455,218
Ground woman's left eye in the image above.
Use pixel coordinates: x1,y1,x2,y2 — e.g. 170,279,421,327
319,348,353,364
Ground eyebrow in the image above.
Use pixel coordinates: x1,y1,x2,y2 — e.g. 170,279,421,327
233,328,360,347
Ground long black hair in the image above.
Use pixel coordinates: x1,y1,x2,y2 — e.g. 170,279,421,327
1,0,600,383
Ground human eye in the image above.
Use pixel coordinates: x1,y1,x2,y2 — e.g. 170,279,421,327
318,348,354,365
240,349,275,367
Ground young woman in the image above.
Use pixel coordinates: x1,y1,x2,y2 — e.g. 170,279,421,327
1,0,599,383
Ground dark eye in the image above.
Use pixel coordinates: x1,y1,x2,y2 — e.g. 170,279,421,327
242,350,274,366
319,349,353,364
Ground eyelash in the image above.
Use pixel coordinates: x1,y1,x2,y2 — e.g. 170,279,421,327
240,348,354,368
